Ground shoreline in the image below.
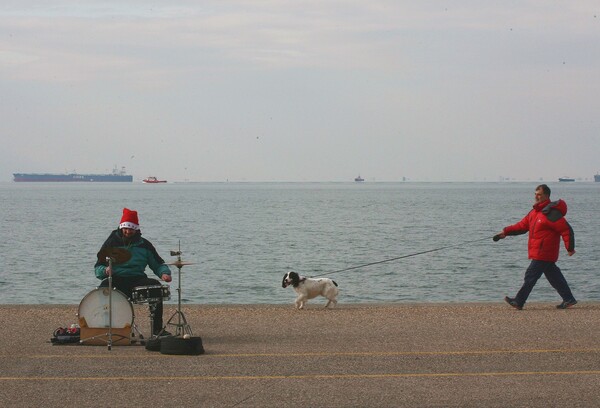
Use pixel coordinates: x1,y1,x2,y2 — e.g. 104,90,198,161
0,299,592,307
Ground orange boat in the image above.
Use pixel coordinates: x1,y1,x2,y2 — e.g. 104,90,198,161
142,176,167,184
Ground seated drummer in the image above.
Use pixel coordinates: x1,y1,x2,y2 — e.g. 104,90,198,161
94,208,172,336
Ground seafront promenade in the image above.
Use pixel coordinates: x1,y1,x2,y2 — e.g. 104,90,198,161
1,303,599,407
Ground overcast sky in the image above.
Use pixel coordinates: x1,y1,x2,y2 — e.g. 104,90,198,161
1,1,599,182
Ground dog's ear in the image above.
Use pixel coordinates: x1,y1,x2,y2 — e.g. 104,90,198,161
282,273,288,288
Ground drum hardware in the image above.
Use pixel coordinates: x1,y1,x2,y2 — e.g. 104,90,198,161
163,242,195,337
80,248,132,350
131,285,171,338
130,324,145,345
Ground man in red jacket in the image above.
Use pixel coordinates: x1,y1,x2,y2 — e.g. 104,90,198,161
495,184,576,310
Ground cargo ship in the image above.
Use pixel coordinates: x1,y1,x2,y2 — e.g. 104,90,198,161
595,173,600,182
13,166,133,182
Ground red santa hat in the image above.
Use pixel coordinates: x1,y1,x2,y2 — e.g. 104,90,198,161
119,208,140,230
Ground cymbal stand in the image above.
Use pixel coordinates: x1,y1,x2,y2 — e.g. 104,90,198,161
164,244,193,337
107,257,114,349
79,256,130,350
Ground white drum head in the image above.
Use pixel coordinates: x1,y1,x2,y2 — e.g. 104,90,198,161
78,288,133,328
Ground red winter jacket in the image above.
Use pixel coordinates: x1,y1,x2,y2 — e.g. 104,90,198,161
503,199,574,262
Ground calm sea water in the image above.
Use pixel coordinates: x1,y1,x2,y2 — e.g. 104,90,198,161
1,181,599,305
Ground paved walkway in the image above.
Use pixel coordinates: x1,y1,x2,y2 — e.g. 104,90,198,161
1,302,599,407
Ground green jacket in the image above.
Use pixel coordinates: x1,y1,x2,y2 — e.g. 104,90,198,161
94,229,171,280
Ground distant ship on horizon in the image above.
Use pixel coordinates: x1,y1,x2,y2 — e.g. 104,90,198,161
558,177,575,182
142,176,167,184
13,166,133,182
595,173,600,182
354,175,364,182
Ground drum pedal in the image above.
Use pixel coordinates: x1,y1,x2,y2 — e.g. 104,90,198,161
130,328,145,345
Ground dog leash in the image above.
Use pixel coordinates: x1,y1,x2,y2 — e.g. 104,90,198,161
310,235,494,278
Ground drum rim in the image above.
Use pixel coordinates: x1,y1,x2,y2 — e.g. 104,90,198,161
132,284,169,291
79,286,130,302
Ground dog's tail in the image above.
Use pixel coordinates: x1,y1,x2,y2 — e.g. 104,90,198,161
332,280,338,287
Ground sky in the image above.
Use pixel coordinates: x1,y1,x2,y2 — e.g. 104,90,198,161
1,1,599,182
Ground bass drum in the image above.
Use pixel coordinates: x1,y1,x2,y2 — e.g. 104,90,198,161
77,287,134,328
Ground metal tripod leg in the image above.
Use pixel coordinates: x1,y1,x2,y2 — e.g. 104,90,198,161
165,309,193,337
79,326,130,350
130,321,145,345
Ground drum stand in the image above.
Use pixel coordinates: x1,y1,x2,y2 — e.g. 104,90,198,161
80,257,130,350
131,323,144,344
163,246,194,337
147,301,160,338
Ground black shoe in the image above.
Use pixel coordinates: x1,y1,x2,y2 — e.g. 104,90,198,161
556,299,577,309
504,296,523,310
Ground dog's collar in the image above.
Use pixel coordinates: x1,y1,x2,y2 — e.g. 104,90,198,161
299,275,307,282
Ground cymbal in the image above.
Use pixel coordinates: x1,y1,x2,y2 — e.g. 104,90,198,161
167,261,195,267
97,247,131,265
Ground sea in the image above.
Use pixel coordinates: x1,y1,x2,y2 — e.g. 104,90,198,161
1,181,599,306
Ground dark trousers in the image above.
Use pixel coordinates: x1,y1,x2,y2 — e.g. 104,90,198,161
99,276,164,334
515,260,575,306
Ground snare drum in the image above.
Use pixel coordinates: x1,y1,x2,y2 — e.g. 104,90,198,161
131,285,171,304
77,287,134,328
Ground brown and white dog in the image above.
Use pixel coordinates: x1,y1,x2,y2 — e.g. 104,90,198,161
282,271,339,309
